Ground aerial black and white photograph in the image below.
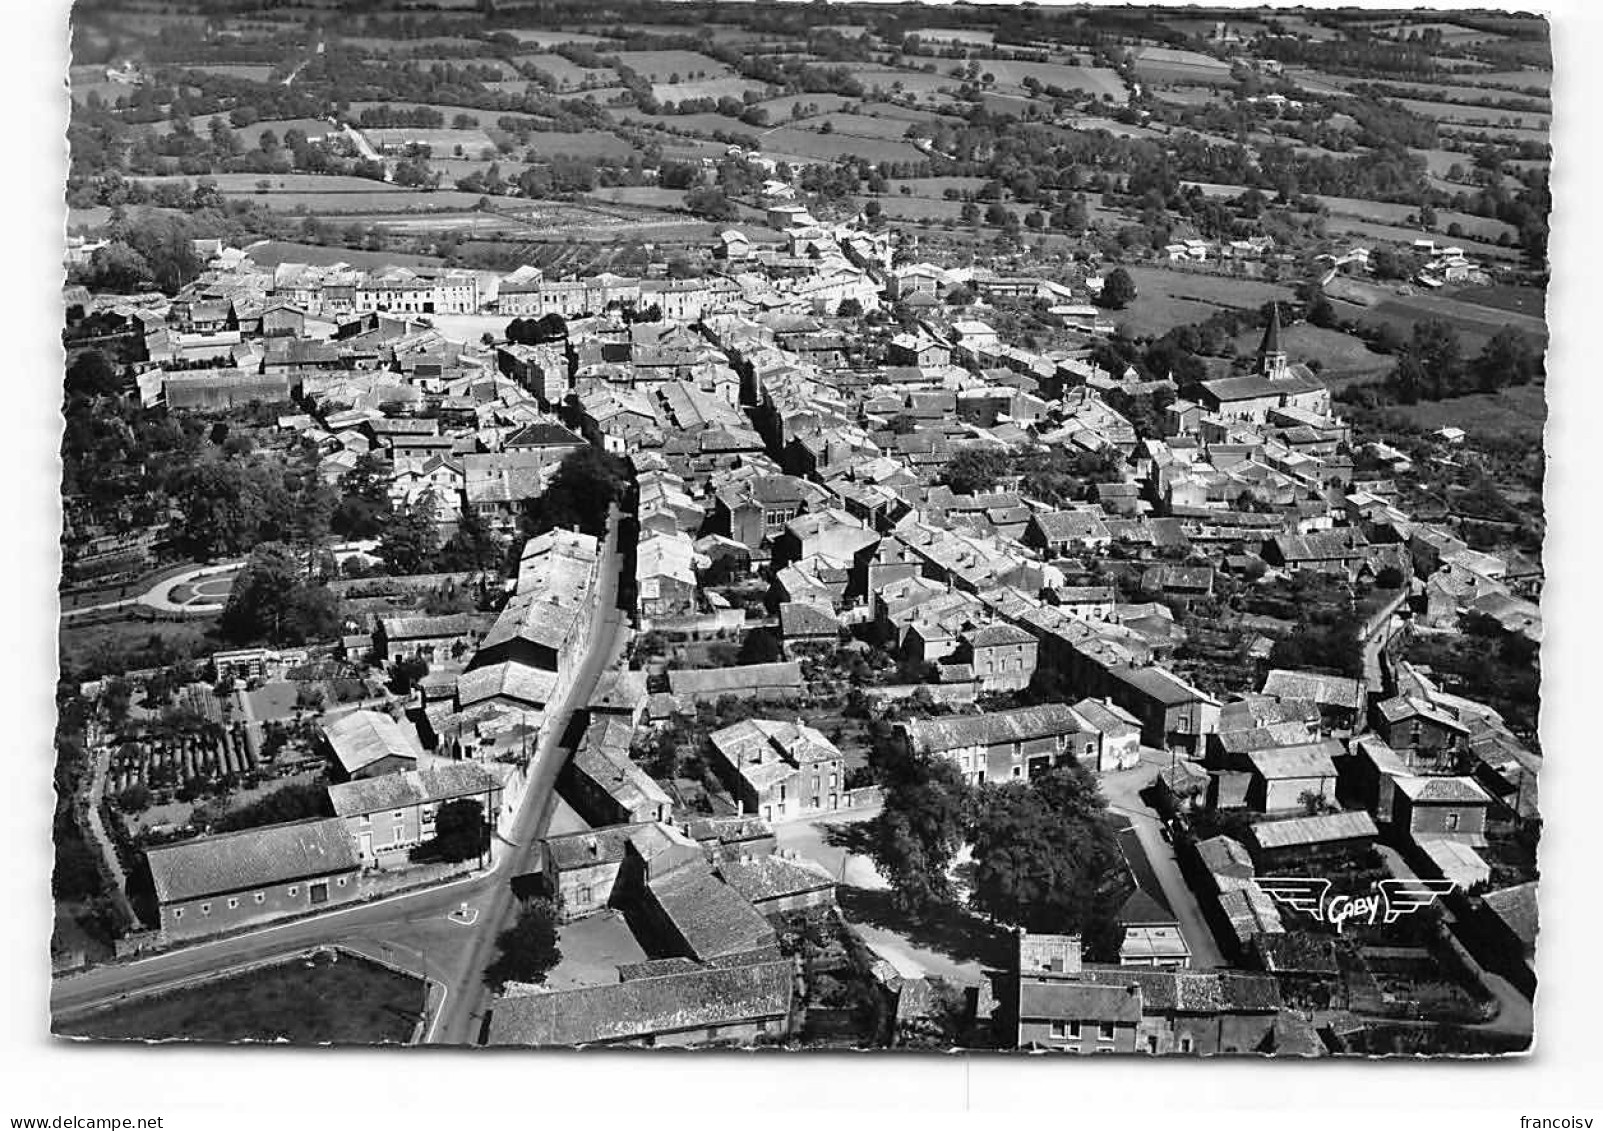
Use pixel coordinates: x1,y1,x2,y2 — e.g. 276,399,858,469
28,0,1571,1086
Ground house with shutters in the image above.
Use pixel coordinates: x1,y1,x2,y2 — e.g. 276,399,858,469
707,718,847,823
900,705,1092,785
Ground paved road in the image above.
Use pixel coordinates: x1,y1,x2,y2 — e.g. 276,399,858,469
61,541,380,618
427,507,628,1045
1098,751,1227,970
51,520,626,1045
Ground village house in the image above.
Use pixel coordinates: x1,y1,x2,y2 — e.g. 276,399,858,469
900,705,1094,785
707,718,848,823
486,958,793,1048
145,817,362,942
327,762,503,868
560,716,673,828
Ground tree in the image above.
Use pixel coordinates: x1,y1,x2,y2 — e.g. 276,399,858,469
523,447,630,538
967,763,1127,952
438,507,501,574
333,451,391,538
737,627,783,665
684,186,739,221
64,350,122,400
866,745,973,915
941,448,1010,495
484,898,563,991
1097,268,1137,310
82,241,152,292
377,496,441,576
1473,327,1543,393
220,542,341,646
837,297,863,318
389,655,429,695
170,461,280,560
429,798,488,863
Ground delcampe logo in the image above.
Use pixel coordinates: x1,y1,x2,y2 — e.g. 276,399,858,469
1257,877,1457,933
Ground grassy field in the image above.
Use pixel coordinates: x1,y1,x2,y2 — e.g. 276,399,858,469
587,186,688,209
1383,383,1546,446
524,55,616,91
1232,322,1390,380
365,127,497,155
1353,289,1547,352
800,112,919,140
1112,267,1296,338
237,240,445,269
744,92,855,123
970,59,1127,101
855,67,961,98
758,126,927,165
1394,97,1549,131
179,63,278,82
1448,283,1547,319
1314,195,1519,244
59,616,218,682
502,29,614,47
57,950,424,1044
654,77,767,104
1323,217,1520,261
1130,47,1233,86
612,49,731,83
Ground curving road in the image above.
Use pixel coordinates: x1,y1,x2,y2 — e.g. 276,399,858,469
60,541,381,618
51,515,627,1046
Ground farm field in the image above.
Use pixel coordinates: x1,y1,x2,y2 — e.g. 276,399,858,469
237,240,445,269
1314,195,1519,243
57,950,425,1044
799,112,920,140
1113,267,1296,338
132,172,390,194
1129,46,1233,85
587,186,689,209
1393,97,1549,130
757,126,927,166
889,176,990,197
523,55,616,90
743,92,855,123
501,29,614,48
336,35,484,55
257,190,495,214
363,127,497,154
1322,217,1519,261
1438,122,1549,145
612,49,731,83
1448,283,1547,319
516,131,638,159
653,76,768,103
177,63,278,82
1465,69,1552,93
854,67,962,98
1351,293,1545,353
619,110,745,136
1383,383,1547,448
968,59,1127,101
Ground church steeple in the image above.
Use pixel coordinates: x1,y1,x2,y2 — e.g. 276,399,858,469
1258,302,1289,379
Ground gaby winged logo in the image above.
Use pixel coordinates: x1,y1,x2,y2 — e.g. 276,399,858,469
1256,877,1457,933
